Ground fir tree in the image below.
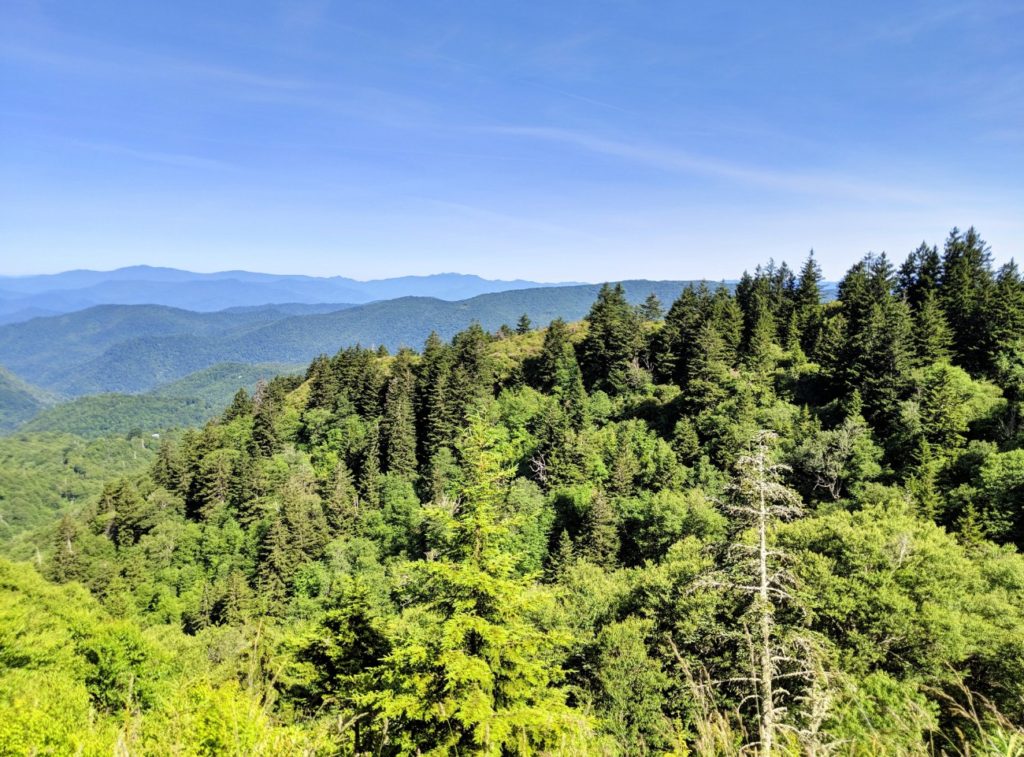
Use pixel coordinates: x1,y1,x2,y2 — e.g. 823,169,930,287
381,354,418,479
638,292,664,321
582,492,619,567
580,283,643,392
912,290,953,365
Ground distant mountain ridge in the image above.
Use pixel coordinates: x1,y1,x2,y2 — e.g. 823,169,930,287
0,280,705,398
0,266,577,324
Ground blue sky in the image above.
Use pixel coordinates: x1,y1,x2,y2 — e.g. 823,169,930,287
2,1,1022,281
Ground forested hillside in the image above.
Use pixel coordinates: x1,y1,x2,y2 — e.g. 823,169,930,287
3,228,1024,754
0,433,156,543
0,281,700,396
0,366,56,430
18,363,303,438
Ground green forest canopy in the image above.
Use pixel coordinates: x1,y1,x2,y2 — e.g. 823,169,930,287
3,227,1024,754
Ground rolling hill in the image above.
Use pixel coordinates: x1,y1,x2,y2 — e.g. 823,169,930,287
0,280,704,396
0,367,58,430
14,362,304,437
0,266,572,323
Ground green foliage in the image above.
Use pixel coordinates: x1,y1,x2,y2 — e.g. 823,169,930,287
0,432,156,544
2,233,1024,753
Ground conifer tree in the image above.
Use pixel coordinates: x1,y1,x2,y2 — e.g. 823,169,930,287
639,292,664,321
912,290,953,365
940,226,994,372
582,492,619,567
580,283,643,392
722,431,805,756
257,517,294,607
896,242,942,310
515,313,532,334
251,383,280,457
361,420,383,509
794,251,823,353
381,353,418,479
416,332,454,465
223,387,254,422
369,408,594,751
48,514,82,583
324,459,360,535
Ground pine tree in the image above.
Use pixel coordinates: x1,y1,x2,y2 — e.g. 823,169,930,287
48,514,81,583
547,528,576,580
416,332,455,465
685,320,732,412
985,261,1024,360
515,313,532,334
251,382,280,457
257,517,294,607
858,298,915,438
280,473,329,562
361,420,383,509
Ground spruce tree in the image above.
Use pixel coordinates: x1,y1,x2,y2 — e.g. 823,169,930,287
794,251,823,354
940,226,994,372
912,290,953,365
381,354,418,479
369,408,595,751
223,387,254,422
582,492,619,567
639,292,664,321
580,283,643,392
324,459,360,535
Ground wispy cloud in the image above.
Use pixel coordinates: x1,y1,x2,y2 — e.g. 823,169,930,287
487,126,944,205
0,41,312,93
74,141,230,170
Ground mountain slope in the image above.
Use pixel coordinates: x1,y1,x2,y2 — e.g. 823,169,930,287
0,281,702,395
0,367,58,430
16,362,304,437
0,266,573,321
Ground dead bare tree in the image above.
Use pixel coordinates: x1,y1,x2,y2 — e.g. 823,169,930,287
721,431,820,756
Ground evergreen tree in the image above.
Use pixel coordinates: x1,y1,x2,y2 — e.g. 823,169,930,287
369,409,595,751
361,420,383,509
581,492,619,567
912,290,953,365
638,292,664,321
223,387,254,422
416,331,455,465
515,313,532,334
251,383,280,457
940,226,994,372
48,515,82,583
381,353,418,479
794,251,823,354
722,431,805,756
324,459,360,535
896,242,942,310
580,283,643,392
